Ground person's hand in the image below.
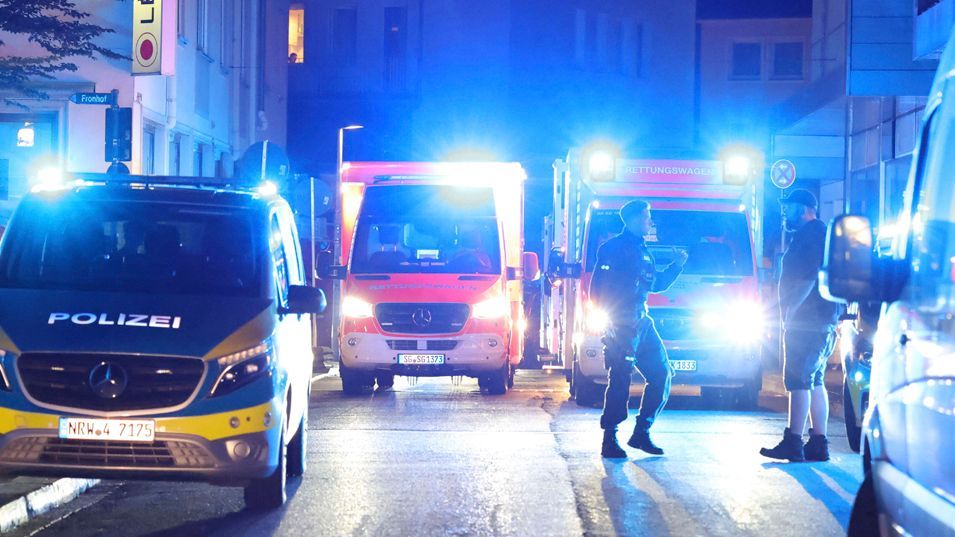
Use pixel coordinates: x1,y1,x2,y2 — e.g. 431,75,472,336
673,247,688,267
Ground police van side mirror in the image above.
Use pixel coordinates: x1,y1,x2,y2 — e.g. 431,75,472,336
316,249,347,280
820,215,877,303
283,285,327,315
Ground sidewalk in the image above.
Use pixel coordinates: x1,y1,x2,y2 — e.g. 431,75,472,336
0,476,98,532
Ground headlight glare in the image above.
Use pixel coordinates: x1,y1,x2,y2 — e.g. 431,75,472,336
586,307,610,333
473,296,509,319
699,301,764,344
342,296,374,318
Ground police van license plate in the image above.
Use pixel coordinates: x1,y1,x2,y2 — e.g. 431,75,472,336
670,360,697,372
59,418,156,442
397,353,446,365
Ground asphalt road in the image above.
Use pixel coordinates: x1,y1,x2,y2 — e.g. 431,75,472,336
10,370,863,537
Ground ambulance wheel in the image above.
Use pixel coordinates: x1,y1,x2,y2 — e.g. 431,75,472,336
340,361,369,396
484,362,509,395
287,408,307,478
244,425,287,510
844,380,862,453
376,372,395,390
507,364,515,389
574,362,602,407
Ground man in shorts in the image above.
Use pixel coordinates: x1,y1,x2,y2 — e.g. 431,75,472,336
760,189,840,462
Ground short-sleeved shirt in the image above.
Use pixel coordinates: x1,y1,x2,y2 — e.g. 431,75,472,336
779,219,839,331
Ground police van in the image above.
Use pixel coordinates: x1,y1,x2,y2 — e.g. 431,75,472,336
0,173,325,509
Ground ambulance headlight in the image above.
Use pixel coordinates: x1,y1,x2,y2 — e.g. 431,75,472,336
586,308,611,333
699,301,764,344
342,296,374,319
211,342,273,397
473,296,509,319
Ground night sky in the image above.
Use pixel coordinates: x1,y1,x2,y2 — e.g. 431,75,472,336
697,0,812,19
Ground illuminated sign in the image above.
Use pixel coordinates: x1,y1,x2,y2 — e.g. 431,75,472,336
616,159,724,185
133,0,176,75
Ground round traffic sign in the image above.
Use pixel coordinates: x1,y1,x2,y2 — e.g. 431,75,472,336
770,159,796,189
135,33,159,68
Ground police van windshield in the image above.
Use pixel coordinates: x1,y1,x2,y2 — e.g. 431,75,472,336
351,184,501,275
585,209,754,276
0,197,267,296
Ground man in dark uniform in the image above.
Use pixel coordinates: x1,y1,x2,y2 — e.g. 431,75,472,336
760,189,840,462
590,199,687,458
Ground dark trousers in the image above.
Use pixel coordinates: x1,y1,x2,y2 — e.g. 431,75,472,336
599,317,673,432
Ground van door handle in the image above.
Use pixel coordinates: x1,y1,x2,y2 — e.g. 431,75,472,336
899,333,910,346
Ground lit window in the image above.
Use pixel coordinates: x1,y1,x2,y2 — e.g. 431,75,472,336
288,4,305,64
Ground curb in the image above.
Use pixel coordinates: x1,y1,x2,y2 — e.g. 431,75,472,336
0,478,99,533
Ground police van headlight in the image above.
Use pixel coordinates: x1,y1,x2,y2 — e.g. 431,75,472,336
0,350,11,392
473,296,509,319
210,342,273,397
342,296,374,319
699,301,764,344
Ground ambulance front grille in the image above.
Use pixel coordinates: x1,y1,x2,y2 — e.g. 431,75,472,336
17,353,205,412
649,309,695,341
375,303,469,334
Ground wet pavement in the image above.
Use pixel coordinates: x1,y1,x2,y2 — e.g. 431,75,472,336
8,370,863,537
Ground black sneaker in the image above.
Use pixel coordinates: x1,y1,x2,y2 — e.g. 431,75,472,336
804,434,830,461
759,427,805,462
627,429,664,455
601,430,628,459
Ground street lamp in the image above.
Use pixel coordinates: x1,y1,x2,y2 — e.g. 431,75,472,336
331,124,363,364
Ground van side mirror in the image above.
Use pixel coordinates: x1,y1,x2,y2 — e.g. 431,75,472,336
523,252,541,281
283,285,327,315
820,215,876,303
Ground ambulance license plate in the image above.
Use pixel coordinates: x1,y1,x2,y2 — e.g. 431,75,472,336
59,418,156,443
670,360,697,372
398,353,446,365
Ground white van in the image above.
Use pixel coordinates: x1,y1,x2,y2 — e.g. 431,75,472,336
820,28,955,537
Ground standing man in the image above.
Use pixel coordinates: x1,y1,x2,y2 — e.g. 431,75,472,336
761,189,839,462
591,199,687,458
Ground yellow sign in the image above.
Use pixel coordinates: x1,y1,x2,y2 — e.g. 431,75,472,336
133,0,175,75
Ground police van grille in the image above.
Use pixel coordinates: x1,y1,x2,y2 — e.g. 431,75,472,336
375,303,469,334
0,437,214,468
650,309,695,341
17,353,205,412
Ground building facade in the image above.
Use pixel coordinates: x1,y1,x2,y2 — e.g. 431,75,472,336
286,0,699,181
0,0,289,224
772,0,942,229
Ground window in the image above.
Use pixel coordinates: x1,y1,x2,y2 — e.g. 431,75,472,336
197,0,209,54
288,4,305,64
142,127,156,175
731,43,761,79
384,7,408,90
221,0,232,65
773,42,803,79
169,136,181,175
333,8,357,66
270,214,290,306
178,0,187,40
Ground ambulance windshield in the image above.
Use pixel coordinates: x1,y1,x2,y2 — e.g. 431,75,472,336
0,197,267,296
351,185,501,275
585,209,753,276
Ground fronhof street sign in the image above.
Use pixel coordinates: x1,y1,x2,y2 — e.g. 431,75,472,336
770,159,796,189
69,92,115,105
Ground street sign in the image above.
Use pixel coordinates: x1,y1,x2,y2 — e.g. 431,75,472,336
770,159,796,189
69,92,115,106
105,107,133,162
